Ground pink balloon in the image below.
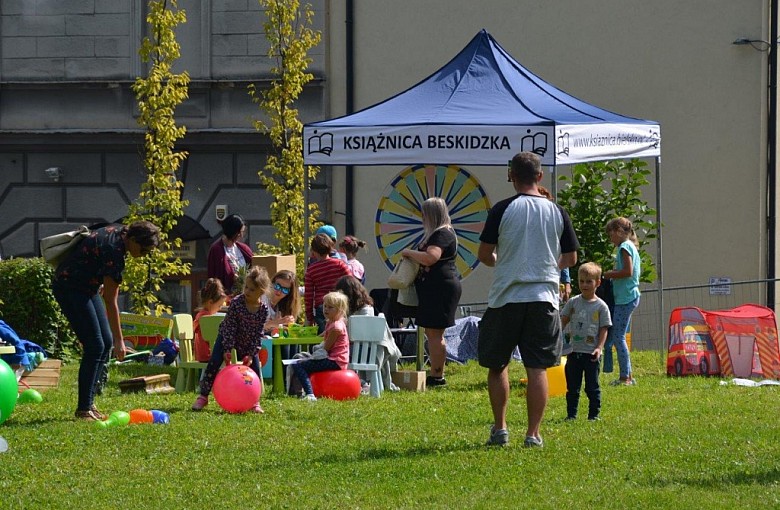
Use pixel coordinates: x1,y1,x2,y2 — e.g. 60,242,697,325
310,369,362,400
213,364,262,413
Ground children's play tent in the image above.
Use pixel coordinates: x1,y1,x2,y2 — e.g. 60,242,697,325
668,305,780,379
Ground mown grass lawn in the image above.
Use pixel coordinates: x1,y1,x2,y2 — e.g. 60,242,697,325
1,351,778,509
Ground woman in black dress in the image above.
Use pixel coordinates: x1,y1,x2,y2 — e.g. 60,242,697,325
401,197,461,387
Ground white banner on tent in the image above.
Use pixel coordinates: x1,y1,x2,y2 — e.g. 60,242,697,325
554,124,661,165
304,125,555,166
304,123,659,166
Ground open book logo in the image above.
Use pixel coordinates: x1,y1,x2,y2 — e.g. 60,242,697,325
649,129,660,149
307,130,334,156
521,130,547,156
556,132,570,157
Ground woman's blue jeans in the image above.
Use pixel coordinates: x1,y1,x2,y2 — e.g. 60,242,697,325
53,286,112,412
606,296,640,379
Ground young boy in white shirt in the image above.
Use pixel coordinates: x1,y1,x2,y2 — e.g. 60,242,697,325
560,262,612,421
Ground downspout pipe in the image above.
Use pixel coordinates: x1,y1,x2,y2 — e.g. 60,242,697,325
768,0,778,308
345,0,355,235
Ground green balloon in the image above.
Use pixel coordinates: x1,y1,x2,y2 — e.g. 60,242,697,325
94,419,108,429
0,359,18,426
17,389,43,404
107,411,130,426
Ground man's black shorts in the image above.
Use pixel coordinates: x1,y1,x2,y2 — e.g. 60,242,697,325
478,301,562,370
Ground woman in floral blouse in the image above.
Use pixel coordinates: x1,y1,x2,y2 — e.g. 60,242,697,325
53,220,160,421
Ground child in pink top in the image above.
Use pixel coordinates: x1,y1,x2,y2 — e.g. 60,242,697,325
193,278,226,362
292,291,350,401
339,236,367,285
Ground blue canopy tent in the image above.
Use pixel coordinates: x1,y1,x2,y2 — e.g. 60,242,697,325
303,29,664,351
303,29,660,167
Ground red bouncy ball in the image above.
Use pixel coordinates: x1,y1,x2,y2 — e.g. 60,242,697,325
213,364,262,413
310,369,362,400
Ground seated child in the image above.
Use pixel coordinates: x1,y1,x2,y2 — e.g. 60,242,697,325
193,278,227,363
291,291,350,401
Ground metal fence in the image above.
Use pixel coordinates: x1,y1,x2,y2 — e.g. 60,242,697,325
459,278,780,353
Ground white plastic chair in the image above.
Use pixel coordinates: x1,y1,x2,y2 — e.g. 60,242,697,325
348,315,386,397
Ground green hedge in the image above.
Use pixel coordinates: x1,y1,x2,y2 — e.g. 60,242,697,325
0,257,79,361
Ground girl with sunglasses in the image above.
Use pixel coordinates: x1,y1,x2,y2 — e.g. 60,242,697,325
261,270,301,335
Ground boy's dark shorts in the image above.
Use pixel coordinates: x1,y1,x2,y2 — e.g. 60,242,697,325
478,301,562,370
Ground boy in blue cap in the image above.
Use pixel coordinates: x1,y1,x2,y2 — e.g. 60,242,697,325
315,225,348,262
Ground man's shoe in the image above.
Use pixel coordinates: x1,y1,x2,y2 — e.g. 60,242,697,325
485,426,509,447
523,436,544,448
251,403,264,414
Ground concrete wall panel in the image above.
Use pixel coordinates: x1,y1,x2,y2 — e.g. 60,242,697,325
95,0,130,14
65,14,130,36
67,186,127,220
27,153,102,184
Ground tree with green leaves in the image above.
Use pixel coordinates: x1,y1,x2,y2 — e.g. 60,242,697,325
249,0,322,277
557,158,658,291
125,0,191,315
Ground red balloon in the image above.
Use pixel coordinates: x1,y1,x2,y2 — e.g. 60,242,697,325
310,369,362,400
213,364,262,413
259,347,269,367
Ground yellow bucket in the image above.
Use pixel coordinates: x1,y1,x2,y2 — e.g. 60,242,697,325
546,356,567,397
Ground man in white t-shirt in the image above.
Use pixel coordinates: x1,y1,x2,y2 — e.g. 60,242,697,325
477,151,579,448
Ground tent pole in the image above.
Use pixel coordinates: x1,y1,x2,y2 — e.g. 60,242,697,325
655,156,665,368
345,0,356,234
767,0,778,309
304,167,309,267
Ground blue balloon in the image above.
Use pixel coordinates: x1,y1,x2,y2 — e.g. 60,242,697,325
151,410,169,425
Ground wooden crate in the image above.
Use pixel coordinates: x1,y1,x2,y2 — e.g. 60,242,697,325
118,374,175,395
20,359,62,392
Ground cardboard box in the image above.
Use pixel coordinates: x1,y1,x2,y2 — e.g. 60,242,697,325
251,254,297,277
120,312,173,349
391,370,426,392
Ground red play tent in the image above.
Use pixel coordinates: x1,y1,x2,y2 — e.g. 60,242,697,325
668,304,780,379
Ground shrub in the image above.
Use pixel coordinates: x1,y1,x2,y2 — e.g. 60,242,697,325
0,257,78,360
557,158,658,290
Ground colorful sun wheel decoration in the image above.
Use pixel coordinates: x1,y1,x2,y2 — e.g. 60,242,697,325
375,164,491,280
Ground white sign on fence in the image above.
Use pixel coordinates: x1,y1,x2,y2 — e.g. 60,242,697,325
709,277,732,296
